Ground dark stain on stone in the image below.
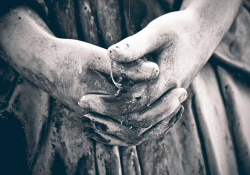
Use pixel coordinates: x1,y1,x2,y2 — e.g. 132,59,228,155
0,112,29,174
51,152,67,175
75,154,95,175
182,121,186,128
135,96,142,100
123,0,147,31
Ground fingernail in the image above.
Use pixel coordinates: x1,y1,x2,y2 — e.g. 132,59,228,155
108,43,130,62
178,91,188,103
150,67,160,79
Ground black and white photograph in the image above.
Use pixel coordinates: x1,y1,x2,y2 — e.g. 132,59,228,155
0,0,249,174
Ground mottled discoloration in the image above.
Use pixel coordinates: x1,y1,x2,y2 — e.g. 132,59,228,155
29,101,97,174
7,78,50,169
95,144,122,175
192,63,239,175
96,0,123,48
137,91,206,175
0,0,248,174
0,58,18,111
49,0,78,39
77,0,100,45
121,146,141,175
216,66,250,175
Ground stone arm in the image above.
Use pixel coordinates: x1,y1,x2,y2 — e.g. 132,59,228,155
0,6,187,146
0,6,160,117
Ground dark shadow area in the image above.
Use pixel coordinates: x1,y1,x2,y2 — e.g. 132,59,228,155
0,111,29,175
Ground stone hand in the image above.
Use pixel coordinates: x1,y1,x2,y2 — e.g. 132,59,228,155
0,6,159,116
78,11,204,129
82,88,186,146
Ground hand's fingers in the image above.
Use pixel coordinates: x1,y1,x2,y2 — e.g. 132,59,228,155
78,87,187,125
78,84,150,119
80,88,186,143
140,106,184,141
78,94,124,119
83,113,146,141
107,22,170,63
82,45,159,81
82,113,131,136
83,113,142,142
83,127,133,146
83,107,184,146
89,56,159,81
124,88,187,128
111,59,159,81
82,105,184,142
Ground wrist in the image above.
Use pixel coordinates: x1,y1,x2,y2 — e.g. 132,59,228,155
0,7,71,100
0,6,58,80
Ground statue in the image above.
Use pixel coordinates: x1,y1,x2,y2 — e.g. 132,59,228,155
0,0,249,174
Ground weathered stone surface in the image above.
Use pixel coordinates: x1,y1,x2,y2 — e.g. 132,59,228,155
214,7,250,77
213,6,250,174
7,78,50,168
141,0,165,29
49,0,78,39
32,101,96,175
217,66,250,175
157,0,181,12
192,63,238,175
0,58,17,112
30,0,49,21
96,0,123,48
0,110,29,174
123,0,145,36
1,1,250,175
136,90,206,175
121,146,141,175
77,0,100,45
95,143,122,175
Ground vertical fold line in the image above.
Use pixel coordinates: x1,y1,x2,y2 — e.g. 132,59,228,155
191,93,211,175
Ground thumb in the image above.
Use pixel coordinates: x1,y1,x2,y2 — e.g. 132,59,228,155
107,23,168,63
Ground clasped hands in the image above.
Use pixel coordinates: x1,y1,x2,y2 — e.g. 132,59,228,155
1,0,240,146
75,11,206,146
1,7,207,146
